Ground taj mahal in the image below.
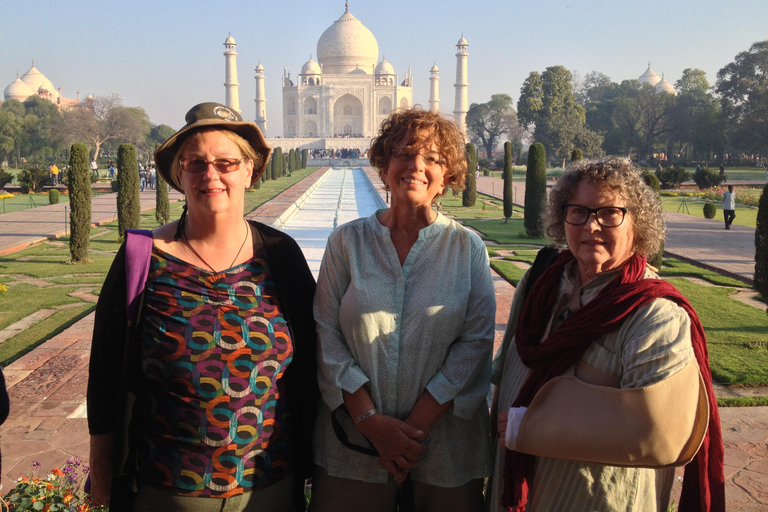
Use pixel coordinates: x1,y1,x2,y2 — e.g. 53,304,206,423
221,2,470,152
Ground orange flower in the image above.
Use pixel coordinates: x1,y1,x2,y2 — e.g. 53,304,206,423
64,494,74,504
53,468,65,477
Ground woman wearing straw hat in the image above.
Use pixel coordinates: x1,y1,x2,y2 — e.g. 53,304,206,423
87,102,318,512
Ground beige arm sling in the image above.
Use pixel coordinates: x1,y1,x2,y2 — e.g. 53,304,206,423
516,358,709,468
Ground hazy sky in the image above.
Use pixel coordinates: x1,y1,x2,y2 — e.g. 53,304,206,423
2,0,766,135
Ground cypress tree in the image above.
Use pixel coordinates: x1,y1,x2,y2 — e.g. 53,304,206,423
755,181,768,304
282,149,288,177
68,142,91,262
503,141,514,222
117,144,141,239
571,148,583,162
263,154,271,181
524,142,547,238
462,142,477,207
155,171,170,225
301,148,308,169
272,148,282,180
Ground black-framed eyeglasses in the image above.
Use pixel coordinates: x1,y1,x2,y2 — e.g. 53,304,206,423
391,148,446,168
562,204,629,227
179,158,243,174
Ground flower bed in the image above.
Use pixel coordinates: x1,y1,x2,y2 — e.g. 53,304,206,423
1,458,107,512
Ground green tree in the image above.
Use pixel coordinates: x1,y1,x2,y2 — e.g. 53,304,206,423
68,143,91,262
675,68,710,95
301,148,308,168
524,142,547,237
756,181,768,304
155,172,170,225
150,124,177,146
0,108,23,165
117,144,141,238
517,72,544,129
466,94,523,159
503,141,514,221
49,189,60,204
693,166,727,189
17,167,50,193
717,40,768,156
612,81,675,160
462,143,477,207
263,154,272,181
272,148,282,180
571,148,583,161
670,70,724,161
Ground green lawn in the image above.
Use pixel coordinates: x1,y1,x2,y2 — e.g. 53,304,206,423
1,191,71,213
0,167,319,365
718,166,768,180
661,196,757,228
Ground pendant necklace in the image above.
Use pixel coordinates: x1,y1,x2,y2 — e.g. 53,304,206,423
182,220,250,274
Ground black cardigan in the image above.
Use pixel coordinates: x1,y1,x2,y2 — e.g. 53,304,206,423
87,221,318,509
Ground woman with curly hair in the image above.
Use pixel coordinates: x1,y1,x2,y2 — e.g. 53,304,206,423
310,108,496,511
488,157,724,511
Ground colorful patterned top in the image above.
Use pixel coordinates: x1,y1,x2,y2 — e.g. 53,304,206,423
135,246,294,497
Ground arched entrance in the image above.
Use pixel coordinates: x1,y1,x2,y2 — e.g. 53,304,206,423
333,94,363,136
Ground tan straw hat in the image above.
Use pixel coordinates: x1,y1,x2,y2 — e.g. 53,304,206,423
154,102,272,192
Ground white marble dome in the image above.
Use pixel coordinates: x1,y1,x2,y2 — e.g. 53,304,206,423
301,56,321,75
655,74,676,95
457,36,468,46
317,3,379,75
375,58,394,75
225,34,236,45
638,62,661,86
21,63,57,99
4,75,35,101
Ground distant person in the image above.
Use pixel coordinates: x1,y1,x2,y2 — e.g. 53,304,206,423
719,163,725,176
109,165,116,180
722,184,736,229
148,165,156,189
90,159,99,176
656,162,663,174
50,163,59,185
139,165,147,191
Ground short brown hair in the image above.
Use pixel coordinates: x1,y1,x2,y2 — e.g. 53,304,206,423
369,108,467,199
545,157,665,257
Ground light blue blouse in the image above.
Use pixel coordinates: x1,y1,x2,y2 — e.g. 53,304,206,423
313,211,495,486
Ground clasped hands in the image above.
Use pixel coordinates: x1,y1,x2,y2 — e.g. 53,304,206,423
355,413,427,484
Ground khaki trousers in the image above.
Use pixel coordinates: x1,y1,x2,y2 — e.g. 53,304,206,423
131,475,296,512
309,465,484,512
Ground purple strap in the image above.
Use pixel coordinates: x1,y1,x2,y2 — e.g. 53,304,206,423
125,229,154,324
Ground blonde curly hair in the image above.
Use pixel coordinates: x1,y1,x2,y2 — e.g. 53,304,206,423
369,108,467,199
545,157,665,257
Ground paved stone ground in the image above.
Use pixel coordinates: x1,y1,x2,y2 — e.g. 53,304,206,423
0,188,185,256
0,170,765,508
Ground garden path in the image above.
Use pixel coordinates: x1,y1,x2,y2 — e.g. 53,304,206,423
0,170,765,508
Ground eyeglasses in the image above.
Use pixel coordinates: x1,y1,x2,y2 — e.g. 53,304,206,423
179,158,243,174
391,148,446,168
562,204,629,227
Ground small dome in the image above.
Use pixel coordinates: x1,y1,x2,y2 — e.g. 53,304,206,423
85,93,94,99
255,62,264,71
225,34,236,45
375,58,394,75
317,3,379,74
4,75,35,101
348,66,367,75
638,62,661,86
301,56,322,75
655,74,676,95
430,63,439,73
457,36,468,46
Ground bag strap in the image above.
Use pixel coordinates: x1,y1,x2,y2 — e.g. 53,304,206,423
331,406,379,457
124,229,154,326
524,246,560,298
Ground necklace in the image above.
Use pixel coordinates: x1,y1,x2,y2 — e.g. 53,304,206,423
182,220,250,273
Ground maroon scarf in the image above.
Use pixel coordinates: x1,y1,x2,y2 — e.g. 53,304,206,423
501,252,724,512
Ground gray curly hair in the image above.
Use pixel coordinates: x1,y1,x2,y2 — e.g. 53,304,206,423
544,157,665,258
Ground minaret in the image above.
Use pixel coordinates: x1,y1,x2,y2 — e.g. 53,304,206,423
453,35,469,134
429,63,440,113
254,63,268,135
224,34,240,113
